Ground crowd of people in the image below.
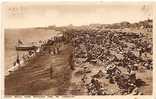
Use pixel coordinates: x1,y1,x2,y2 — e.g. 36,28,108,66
68,29,152,70
63,26,152,95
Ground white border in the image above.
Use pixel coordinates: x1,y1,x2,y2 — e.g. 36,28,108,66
1,1,156,99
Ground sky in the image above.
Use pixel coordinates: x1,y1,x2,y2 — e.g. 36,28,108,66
3,2,153,28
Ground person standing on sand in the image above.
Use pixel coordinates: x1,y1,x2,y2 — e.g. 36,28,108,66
56,46,59,54
69,54,75,70
16,53,20,68
50,64,53,79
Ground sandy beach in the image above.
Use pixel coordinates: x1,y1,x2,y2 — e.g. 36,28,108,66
5,44,74,95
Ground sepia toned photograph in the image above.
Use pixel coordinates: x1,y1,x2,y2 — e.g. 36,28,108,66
3,2,153,96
